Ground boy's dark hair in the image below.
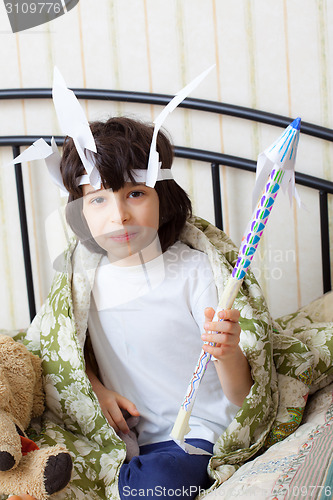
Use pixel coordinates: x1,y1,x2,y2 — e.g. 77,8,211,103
61,116,192,253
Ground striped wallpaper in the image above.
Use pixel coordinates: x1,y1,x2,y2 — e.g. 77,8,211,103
0,0,332,329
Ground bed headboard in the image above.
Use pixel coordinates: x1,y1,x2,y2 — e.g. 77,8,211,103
0,89,332,323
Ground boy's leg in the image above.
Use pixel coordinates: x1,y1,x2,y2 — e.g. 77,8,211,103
118,439,213,500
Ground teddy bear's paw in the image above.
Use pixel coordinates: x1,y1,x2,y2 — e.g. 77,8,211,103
44,452,73,495
0,451,15,471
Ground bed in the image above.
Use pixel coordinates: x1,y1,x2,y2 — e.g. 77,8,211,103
1,88,333,499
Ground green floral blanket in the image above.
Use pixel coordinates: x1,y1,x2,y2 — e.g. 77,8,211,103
5,217,333,499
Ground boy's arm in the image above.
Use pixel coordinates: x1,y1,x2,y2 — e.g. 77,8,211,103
201,308,253,407
84,341,140,433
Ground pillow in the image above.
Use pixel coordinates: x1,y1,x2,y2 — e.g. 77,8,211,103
276,292,333,394
204,383,333,499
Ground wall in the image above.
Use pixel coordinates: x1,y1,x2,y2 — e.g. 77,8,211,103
0,0,332,329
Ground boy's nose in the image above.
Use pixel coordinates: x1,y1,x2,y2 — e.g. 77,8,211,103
110,200,130,224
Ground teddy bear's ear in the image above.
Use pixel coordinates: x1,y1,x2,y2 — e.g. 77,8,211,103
0,368,10,407
29,353,45,418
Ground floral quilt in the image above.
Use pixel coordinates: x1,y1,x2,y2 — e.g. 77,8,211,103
3,216,333,499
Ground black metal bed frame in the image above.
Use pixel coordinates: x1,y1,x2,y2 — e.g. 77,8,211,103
0,88,333,322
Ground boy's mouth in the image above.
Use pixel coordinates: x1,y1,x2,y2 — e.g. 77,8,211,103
108,231,138,243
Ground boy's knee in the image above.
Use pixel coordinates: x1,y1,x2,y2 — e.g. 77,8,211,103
119,450,211,499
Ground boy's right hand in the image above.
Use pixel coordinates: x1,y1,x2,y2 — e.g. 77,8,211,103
93,384,140,434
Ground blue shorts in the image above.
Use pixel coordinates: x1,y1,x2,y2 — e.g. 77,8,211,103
118,439,214,499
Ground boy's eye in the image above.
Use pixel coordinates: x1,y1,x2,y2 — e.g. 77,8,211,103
91,196,106,205
129,191,144,198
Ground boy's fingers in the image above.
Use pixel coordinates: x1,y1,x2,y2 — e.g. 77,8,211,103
107,406,130,434
105,394,140,434
203,320,241,339
117,395,140,416
204,307,215,323
204,320,234,334
204,308,240,326
202,332,233,345
218,309,240,322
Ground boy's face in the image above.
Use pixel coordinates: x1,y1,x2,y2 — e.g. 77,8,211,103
82,182,160,263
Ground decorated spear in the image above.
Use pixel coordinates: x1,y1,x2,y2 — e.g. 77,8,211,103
170,117,301,454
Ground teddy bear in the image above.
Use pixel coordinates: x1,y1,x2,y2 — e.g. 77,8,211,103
0,334,73,499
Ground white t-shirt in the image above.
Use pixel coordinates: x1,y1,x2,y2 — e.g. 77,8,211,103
88,241,240,446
